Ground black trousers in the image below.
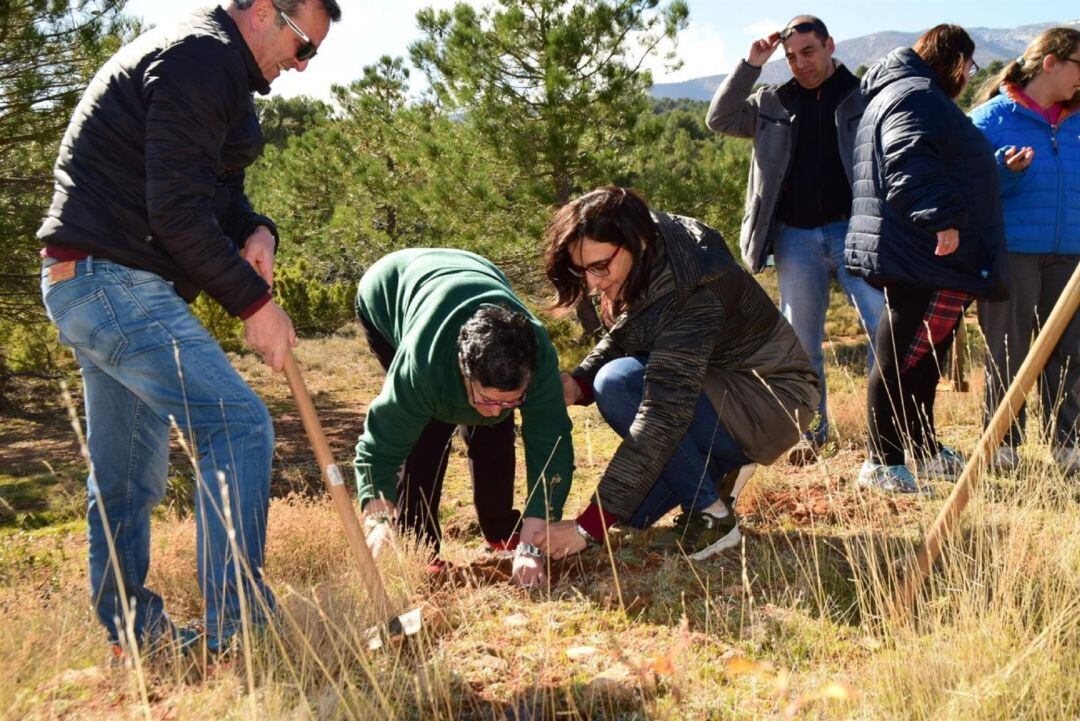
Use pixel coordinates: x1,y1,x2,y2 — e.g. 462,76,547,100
978,253,1080,449
359,314,520,554
867,283,959,466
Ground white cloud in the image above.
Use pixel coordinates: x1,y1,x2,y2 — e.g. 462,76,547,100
742,18,780,38
646,22,728,83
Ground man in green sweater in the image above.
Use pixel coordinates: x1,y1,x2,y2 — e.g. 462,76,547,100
354,249,575,586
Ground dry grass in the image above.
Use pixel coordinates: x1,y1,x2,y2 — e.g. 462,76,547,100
1,325,1079,720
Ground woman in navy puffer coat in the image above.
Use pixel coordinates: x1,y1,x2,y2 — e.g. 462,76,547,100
845,25,1008,492
970,27,1080,476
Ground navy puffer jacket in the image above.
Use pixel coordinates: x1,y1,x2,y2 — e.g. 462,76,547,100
845,48,1009,299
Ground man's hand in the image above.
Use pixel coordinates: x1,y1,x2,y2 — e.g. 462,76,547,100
536,519,588,560
242,225,277,287
244,300,298,372
935,228,960,257
560,371,583,406
1003,145,1035,173
363,499,397,558
747,32,781,68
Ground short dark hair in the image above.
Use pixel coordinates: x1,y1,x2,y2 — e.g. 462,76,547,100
914,24,975,99
232,0,342,23
457,305,538,391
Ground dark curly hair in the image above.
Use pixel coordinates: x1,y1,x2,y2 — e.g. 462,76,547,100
457,305,537,391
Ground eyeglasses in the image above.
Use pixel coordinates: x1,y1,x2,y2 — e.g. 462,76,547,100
469,382,527,409
1064,57,1080,68
277,9,318,62
459,356,528,409
967,56,981,77
568,244,622,278
779,20,828,41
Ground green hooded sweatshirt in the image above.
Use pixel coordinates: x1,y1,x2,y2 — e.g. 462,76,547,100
353,248,574,520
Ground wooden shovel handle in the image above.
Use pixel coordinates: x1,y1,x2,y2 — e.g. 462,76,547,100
896,261,1080,614
282,350,393,616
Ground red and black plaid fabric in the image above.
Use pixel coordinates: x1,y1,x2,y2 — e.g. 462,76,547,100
900,289,971,373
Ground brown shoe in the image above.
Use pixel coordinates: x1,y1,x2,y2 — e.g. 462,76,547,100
786,440,821,466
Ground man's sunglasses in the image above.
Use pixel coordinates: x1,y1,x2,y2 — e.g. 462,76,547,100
568,244,622,279
779,21,828,41
278,9,317,62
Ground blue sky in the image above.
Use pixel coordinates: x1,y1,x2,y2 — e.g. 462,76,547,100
123,0,1073,99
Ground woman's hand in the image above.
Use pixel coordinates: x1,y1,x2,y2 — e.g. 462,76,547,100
1003,145,1035,172
935,228,959,256
560,371,583,406
535,520,589,560
511,550,545,588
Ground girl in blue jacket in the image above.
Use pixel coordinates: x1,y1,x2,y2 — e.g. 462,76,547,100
970,27,1080,476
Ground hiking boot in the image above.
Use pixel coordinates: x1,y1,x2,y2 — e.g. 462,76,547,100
1053,445,1080,476
653,510,741,560
717,463,758,509
857,460,919,493
913,446,966,482
991,446,1021,474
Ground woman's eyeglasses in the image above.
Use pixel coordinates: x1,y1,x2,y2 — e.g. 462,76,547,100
568,244,622,278
278,9,318,62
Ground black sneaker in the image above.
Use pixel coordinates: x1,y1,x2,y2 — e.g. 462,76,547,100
653,510,741,560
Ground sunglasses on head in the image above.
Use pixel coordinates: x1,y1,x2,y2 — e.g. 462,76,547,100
779,20,828,41
278,9,317,62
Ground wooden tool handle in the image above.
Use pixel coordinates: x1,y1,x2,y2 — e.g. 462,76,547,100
282,350,393,616
896,261,1080,614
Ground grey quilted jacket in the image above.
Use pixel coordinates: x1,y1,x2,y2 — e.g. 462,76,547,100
571,213,820,520
706,59,865,272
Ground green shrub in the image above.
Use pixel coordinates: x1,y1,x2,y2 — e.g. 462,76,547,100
273,259,354,336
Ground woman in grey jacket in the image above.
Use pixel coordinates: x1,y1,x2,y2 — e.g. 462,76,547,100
536,187,819,560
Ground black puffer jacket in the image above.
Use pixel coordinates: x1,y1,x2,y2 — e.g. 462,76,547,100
572,213,820,520
845,48,1008,298
36,6,277,316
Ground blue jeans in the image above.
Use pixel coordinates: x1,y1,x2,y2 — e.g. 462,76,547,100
593,356,750,529
41,258,274,648
773,220,885,444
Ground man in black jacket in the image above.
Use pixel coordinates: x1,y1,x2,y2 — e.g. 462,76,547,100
37,0,340,657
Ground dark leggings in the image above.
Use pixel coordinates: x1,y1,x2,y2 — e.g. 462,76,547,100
867,283,960,466
359,315,520,553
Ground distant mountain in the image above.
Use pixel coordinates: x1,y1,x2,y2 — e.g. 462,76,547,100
651,19,1080,102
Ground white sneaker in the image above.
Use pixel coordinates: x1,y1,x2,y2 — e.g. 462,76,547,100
991,446,1021,474
857,460,920,493
1053,446,1080,476
913,446,966,482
